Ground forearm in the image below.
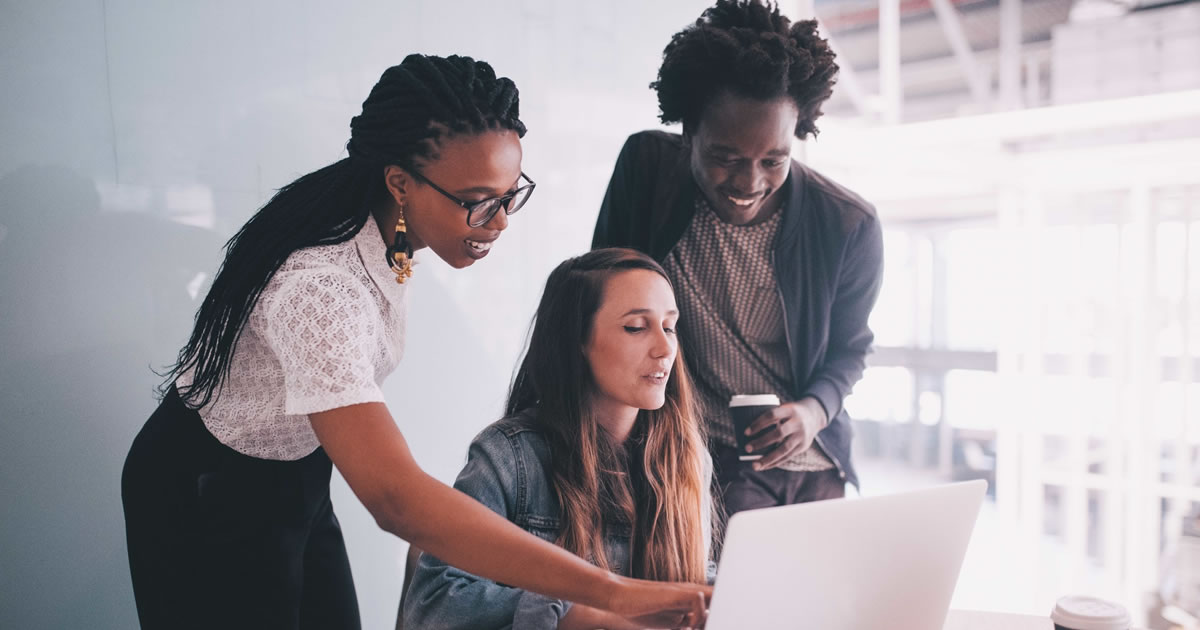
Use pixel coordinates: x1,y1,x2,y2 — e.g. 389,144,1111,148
805,218,882,420
310,405,620,611
558,604,642,630
385,470,620,609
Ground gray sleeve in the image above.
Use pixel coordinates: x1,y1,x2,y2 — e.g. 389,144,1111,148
593,133,644,250
400,428,572,630
803,211,884,421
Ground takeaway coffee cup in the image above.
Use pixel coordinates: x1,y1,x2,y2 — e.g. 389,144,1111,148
1050,595,1131,630
729,394,780,461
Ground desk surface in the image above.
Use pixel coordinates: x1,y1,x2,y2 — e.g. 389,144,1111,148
945,610,1053,629
946,609,1143,630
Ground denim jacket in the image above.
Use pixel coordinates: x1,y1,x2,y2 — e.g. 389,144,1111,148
401,410,714,630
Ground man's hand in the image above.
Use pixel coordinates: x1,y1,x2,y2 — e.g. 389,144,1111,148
742,397,829,471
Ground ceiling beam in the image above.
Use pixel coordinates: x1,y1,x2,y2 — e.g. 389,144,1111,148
826,25,874,117
998,0,1022,109
879,0,904,123
929,0,991,105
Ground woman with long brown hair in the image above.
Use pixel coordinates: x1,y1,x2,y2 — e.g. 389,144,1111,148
402,248,714,630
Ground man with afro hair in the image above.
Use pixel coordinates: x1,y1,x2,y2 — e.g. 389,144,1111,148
593,0,883,525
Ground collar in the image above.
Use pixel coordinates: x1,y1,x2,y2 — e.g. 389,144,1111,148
774,159,809,248
354,212,410,308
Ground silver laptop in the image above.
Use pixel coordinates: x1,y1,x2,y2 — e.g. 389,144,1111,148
706,480,987,630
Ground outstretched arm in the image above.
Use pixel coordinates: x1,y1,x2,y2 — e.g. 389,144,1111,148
310,402,709,628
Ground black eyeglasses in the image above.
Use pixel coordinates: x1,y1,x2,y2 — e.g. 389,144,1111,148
409,169,536,228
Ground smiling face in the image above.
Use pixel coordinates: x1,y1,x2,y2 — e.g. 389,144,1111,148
385,128,524,268
584,269,680,427
687,91,799,226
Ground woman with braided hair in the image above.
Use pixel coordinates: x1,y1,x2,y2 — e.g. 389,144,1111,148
121,54,710,629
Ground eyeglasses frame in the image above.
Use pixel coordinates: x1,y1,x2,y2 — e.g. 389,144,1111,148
407,168,536,228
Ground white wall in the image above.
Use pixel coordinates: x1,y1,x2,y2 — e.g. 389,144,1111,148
0,1,712,627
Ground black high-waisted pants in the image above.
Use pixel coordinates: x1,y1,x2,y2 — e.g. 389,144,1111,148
121,386,360,629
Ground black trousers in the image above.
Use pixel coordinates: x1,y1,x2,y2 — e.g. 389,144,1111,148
121,387,360,629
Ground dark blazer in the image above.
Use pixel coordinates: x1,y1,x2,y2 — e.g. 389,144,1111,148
592,130,884,488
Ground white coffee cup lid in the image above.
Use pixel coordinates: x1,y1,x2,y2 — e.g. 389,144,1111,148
1050,595,1131,630
729,394,780,407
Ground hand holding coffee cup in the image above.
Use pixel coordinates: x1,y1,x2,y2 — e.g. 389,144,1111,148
729,394,780,461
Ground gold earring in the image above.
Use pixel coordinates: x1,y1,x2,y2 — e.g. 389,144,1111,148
385,203,414,284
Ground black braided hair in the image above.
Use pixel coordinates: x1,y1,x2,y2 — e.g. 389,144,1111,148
163,54,525,407
651,0,838,139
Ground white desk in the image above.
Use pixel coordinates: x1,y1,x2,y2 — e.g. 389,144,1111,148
945,609,1144,629
945,610,1054,629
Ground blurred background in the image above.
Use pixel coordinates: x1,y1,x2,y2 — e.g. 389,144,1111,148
0,1,1197,628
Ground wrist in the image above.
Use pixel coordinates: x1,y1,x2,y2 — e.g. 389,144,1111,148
560,602,635,630
597,571,627,613
558,603,598,630
801,397,829,430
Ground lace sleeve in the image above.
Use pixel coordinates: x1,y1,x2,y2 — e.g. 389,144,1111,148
255,267,386,416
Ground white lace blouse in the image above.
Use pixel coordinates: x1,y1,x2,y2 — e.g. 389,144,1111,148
177,214,408,460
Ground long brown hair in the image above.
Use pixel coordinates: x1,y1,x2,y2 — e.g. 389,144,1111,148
507,248,710,583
